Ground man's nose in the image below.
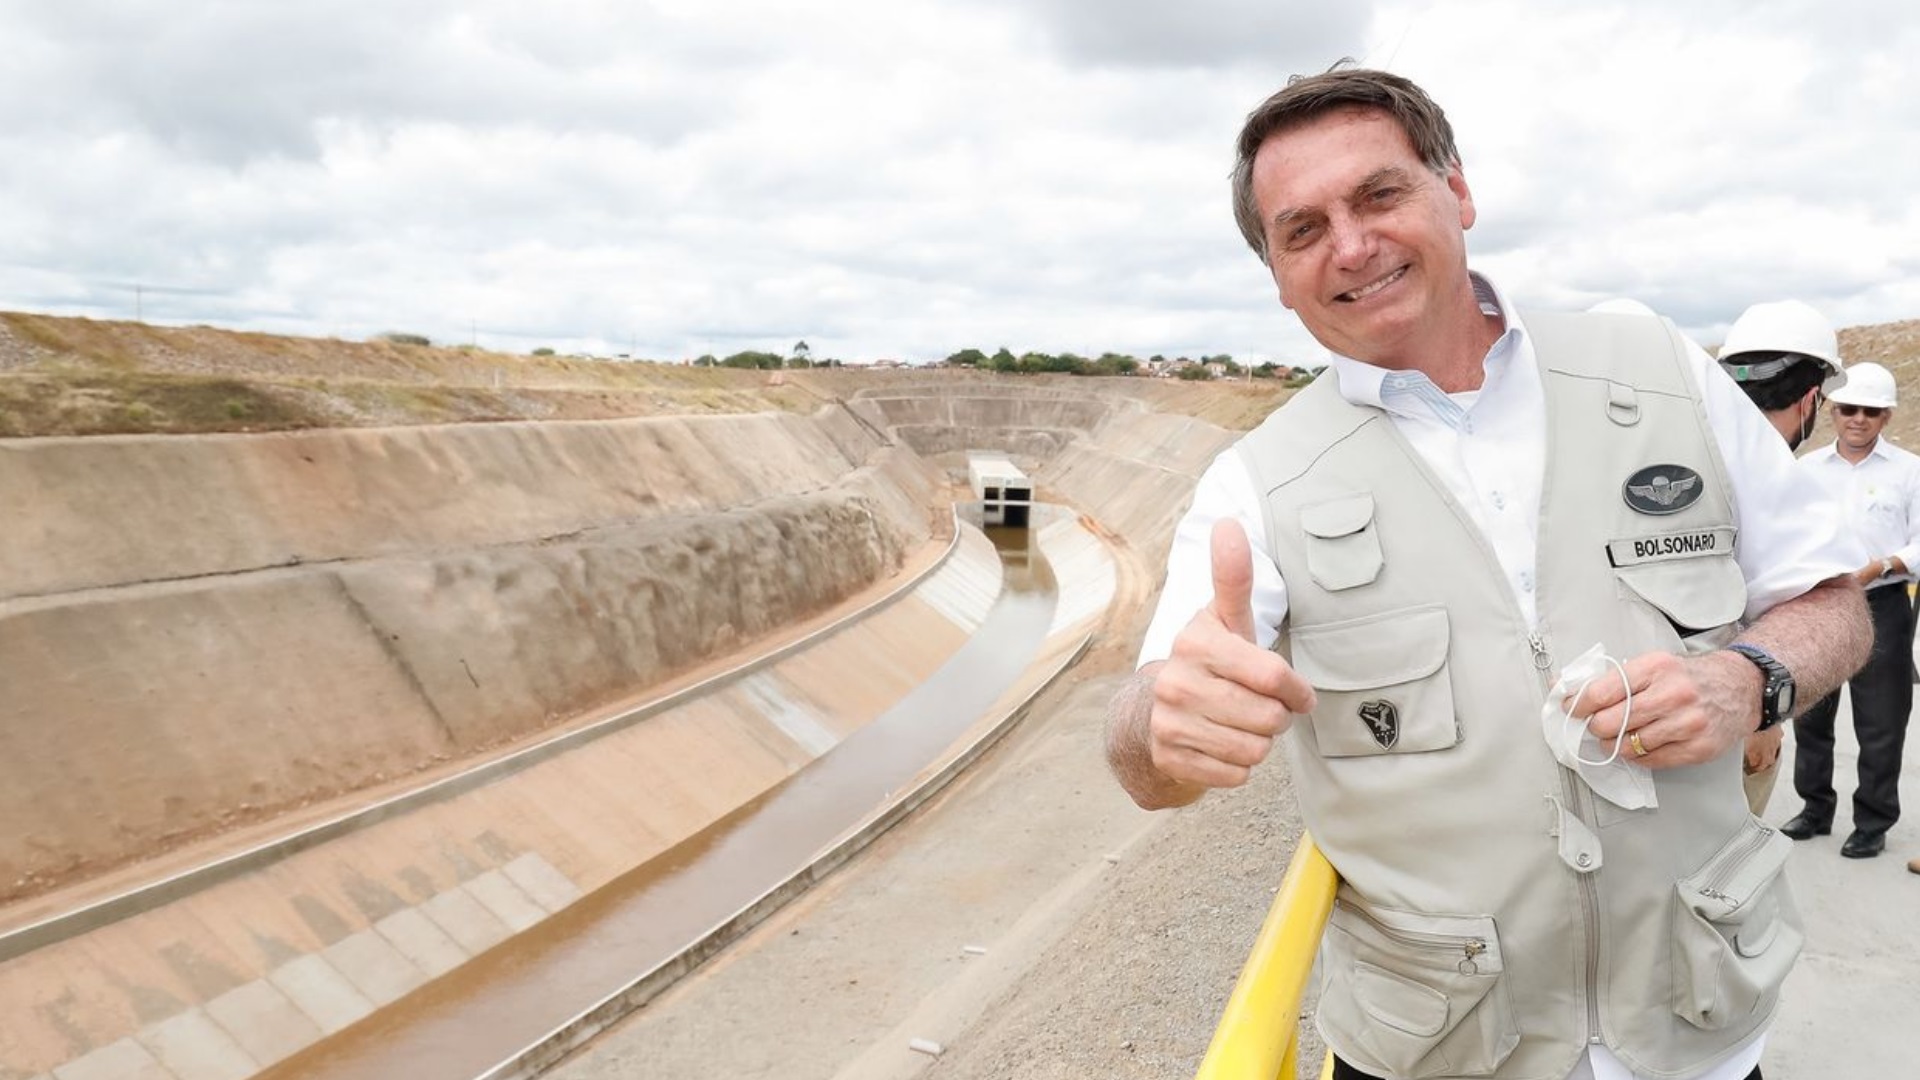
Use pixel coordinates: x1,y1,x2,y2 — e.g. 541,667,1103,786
1327,213,1375,269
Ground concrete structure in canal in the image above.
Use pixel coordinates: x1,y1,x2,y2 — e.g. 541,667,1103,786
967,450,1031,528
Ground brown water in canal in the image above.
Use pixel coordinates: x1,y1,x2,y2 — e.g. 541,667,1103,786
261,527,1058,1079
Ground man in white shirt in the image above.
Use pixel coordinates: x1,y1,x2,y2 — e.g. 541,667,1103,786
1785,361,1920,859
1104,65,1870,1080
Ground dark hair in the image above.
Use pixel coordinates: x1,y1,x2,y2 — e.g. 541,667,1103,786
1731,354,1828,413
1230,64,1461,261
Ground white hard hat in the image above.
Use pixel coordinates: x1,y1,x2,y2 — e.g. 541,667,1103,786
1717,300,1845,394
1829,360,1897,409
1589,297,1658,317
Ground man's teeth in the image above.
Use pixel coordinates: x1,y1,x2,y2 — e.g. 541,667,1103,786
1342,266,1407,301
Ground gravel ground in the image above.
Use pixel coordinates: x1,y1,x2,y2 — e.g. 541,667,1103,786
921,691,1322,1080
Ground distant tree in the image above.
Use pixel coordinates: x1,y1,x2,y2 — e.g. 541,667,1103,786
722,349,784,369
693,354,718,367
1092,352,1140,376
1253,361,1280,379
785,355,814,368
946,347,988,367
988,348,1019,373
1177,364,1214,381
378,331,431,347
531,346,555,357
792,340,812,362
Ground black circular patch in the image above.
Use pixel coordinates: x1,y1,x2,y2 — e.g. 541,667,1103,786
1622,464,1704,515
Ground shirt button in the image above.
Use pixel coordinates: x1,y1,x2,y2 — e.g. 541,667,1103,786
1577,853,1593,868
1520,571,1535,592
1491,492,1506,510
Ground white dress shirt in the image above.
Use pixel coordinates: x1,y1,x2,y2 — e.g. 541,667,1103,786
1137,274,1861,1080
1796,435,1920,591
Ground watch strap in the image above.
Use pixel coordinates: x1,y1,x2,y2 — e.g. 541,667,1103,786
1727,643,1791,731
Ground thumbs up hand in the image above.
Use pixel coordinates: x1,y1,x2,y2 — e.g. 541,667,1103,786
1142,518,1317,793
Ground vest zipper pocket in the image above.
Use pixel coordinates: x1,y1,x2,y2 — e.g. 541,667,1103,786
1670,819,1802,1031
1321,895,1517,1077
1335,898,1491,974
1680,820,1789,920
1695,825,1774,906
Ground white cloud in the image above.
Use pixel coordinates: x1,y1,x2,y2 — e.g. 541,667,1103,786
0,0,1915,364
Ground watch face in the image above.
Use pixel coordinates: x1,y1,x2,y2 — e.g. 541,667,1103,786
1776,681,1794,718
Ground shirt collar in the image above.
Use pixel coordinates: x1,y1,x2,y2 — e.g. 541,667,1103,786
1326,272,1526,428
1811,438,1896,465
1860,438,1897,464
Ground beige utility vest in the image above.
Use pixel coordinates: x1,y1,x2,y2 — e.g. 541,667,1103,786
1239,312,1801,1080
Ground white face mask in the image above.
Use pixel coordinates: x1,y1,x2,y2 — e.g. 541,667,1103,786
1538,643,1659,810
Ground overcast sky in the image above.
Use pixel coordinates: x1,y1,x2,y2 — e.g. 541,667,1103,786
2,0,1916,364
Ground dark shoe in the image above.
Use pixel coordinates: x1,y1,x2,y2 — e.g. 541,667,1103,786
1840,830,1886,859
1779,812,1831,840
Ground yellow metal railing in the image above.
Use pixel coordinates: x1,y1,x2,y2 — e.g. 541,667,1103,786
1194,835,1339,1080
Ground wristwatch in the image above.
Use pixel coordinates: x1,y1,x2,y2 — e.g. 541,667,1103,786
1880,557,1897,579
1727,644,1795,731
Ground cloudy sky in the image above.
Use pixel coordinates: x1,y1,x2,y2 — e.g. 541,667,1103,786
2,0,1916,364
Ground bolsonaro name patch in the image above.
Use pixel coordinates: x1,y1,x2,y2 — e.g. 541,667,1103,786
1607,526,1737,567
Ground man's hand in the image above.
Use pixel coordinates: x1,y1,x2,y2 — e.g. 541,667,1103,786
1137,519,1317,794
1744,727,1784,775
1565,649,1761,768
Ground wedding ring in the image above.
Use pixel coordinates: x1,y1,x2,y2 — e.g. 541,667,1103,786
1628,730,1649,758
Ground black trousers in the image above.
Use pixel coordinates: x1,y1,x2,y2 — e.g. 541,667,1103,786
1792,582,1916,836
1331,1058,1761,1080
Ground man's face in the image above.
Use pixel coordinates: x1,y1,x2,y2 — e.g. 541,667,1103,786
1248,107,1476,367
1832,401,1892,453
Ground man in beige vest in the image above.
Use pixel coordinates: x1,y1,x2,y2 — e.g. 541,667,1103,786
1106,66,1870,1080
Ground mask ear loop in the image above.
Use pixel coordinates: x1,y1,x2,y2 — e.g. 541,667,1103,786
1562,655,1634,766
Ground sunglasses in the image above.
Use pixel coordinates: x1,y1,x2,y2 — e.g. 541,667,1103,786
1836,404,1887,418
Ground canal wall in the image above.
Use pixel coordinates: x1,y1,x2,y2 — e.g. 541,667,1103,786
0,411,941,901
0,514,1119,1080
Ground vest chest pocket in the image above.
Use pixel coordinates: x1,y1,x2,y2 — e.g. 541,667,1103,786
1301,493,1383,591
1610,535,1746,655
1290,605,1460,757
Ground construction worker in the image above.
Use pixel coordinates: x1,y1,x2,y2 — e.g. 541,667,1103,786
1785,361,1920,859
1715,300,1854,814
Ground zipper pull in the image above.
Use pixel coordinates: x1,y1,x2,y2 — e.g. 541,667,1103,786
1458,939,1487,975
1527,633,1552,672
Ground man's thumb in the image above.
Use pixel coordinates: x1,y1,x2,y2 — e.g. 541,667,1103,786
1209,517,1257,642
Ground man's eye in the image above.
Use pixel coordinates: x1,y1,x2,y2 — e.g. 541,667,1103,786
1283,222,1320,248
1367,186,1401,203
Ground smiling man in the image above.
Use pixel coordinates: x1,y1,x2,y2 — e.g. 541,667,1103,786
1105,66,1871,1080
